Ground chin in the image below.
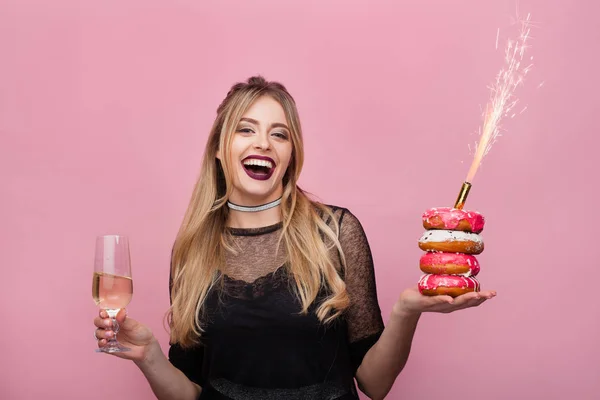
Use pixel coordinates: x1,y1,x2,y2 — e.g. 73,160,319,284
233,174,282,202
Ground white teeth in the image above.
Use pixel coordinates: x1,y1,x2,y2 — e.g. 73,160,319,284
243,159,273,169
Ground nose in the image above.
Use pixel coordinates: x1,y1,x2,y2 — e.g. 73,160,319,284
253,131,271,151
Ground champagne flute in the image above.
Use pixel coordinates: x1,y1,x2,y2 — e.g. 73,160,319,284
92,235,133,353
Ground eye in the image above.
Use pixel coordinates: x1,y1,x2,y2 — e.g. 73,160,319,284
272,131,289,140
237,127,254,134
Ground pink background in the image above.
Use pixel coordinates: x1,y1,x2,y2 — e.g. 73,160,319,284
2,0,598,399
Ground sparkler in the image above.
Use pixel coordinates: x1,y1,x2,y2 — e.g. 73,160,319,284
454,13,534,209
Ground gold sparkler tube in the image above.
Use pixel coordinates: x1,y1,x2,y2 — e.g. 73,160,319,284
453,181,472,210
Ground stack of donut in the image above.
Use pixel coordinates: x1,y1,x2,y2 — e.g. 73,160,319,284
417,207,485,297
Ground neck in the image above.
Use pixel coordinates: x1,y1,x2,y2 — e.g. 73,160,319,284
227,206,282,229
226,193,283,229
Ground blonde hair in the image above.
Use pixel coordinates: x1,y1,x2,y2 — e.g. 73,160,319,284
168,76,349,347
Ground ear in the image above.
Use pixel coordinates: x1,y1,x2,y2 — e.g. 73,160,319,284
216,148,221,160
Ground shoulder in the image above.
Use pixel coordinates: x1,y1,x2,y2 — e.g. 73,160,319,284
314,203,364,234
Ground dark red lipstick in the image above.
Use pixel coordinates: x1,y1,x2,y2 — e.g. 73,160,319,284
241,155,276,181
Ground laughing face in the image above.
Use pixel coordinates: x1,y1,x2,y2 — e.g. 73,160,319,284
217,95,293,206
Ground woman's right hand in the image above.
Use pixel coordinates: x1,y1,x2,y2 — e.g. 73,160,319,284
93,309,156,362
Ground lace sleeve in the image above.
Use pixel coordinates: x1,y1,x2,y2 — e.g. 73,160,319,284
337,208,385,371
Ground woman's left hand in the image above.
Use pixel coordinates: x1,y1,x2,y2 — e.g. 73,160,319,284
393,286,496,317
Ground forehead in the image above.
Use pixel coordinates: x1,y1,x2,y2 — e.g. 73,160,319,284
242,95,288,125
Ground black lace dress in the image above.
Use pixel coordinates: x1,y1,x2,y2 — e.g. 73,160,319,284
168,206,385,400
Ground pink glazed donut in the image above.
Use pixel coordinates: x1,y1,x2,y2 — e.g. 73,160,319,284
422,207,485,233
419,252,480,277
418,274,480,297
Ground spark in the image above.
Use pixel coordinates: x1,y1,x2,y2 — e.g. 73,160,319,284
495,28,500,50
465,12,535,183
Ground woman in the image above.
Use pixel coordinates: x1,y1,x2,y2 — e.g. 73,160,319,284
93,76,495,400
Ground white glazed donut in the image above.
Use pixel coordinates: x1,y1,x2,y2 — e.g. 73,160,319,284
418,230,484,254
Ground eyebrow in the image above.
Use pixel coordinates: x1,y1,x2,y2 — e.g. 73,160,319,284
239,117,290,131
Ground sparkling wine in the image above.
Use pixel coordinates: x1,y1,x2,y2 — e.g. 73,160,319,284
92,271,133,309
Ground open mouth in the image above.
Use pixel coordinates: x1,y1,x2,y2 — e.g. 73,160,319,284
242,157,275,181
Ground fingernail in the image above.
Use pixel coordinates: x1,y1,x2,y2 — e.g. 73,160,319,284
104,320,111,327
106,330,113,338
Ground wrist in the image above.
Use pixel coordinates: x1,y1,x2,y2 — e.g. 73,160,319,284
391,302,421,321
135,337,162,369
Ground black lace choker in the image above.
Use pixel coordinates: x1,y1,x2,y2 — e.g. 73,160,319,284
227,197,282,212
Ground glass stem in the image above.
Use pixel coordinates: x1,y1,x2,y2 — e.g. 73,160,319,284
106,309,120,344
